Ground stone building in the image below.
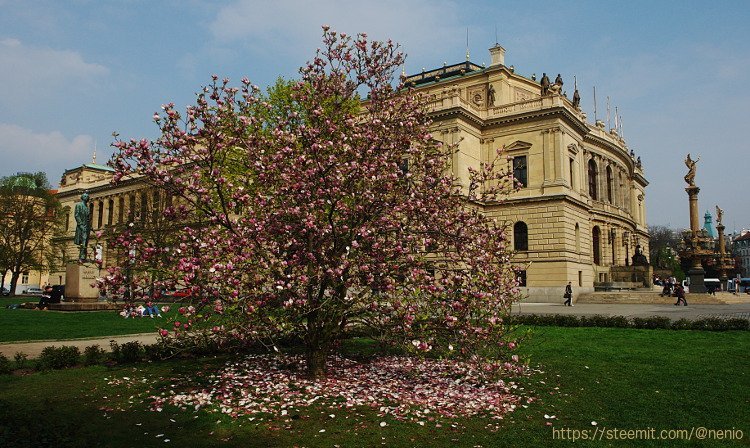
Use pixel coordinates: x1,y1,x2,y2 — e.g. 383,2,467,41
405,44,649,301
50,163,165,287
51,44,650,302
733,230,750,278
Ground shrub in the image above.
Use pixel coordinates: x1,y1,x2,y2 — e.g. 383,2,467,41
83,345,106,366
513,313,749,331
14,352,28,370
670,318,692,330
36,346,80,370
0,353,12,374
632,316,671,330
724,318,750,331
110,341,145,364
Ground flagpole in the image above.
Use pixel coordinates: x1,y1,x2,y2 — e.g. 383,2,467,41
593,86,597,122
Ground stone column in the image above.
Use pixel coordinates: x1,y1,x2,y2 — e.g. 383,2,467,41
686,185,706,293
717,223,728,289
686,186,700,235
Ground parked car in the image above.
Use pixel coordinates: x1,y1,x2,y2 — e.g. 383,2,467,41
1,287,9,296
22,287,44,295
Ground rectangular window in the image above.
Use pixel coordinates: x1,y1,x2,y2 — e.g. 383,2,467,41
22,272,29,284
140,192,148,222
129,195,136,221
97,201,103,229
107,199,114,226
513,156,528,188
569,158,575,189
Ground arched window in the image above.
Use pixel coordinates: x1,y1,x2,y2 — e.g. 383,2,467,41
592,226,601,265
606,165,613,203
588,159,598,200
514,221,528,251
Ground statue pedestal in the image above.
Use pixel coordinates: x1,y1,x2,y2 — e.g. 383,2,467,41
65,262,101,302
688,264,707,294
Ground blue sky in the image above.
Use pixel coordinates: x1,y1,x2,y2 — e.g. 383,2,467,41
1,0,749,231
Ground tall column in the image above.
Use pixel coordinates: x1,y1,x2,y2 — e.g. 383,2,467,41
686,185,706,293
686,186,700,236
717,223,728,289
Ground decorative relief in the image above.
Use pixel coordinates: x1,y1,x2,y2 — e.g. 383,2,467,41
505,140,532,151
567,143,580,154
514,87,536,102
467,85,485,106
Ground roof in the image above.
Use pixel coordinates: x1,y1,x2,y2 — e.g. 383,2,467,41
405,61,485,87
64,163,115,174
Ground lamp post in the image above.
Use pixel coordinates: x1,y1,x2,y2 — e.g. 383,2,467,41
623,231,630,266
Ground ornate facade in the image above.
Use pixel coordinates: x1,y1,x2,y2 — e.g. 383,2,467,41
50,163,163,287
406,44,649,301
52,44,650,302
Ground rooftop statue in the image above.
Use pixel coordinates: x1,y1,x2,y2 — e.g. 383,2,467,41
540,73,550,96
74,192,91,261
572,88,581,108
683,153,700,187
716,205,724,225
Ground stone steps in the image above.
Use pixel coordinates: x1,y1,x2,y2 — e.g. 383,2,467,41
576,291,736,305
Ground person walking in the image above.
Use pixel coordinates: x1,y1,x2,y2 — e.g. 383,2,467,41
674,284,688,306
563,282,573,306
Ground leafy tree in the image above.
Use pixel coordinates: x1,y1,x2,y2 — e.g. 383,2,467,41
108,28,520,378
0,172,62,295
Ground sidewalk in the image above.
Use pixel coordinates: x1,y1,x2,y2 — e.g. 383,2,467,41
512,301,750,320
3,302,749,358
0,333,160,358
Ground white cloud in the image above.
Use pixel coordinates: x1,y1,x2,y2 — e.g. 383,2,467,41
0,38,108,105
209,0,465,72
0,123,94,186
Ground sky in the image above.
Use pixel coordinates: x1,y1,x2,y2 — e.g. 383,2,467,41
1,0,749,231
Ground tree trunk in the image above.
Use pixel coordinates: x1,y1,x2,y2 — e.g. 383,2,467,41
9,271,20,296
305,346,328,380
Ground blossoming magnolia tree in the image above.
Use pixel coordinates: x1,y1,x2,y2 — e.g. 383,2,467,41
107,28,522,379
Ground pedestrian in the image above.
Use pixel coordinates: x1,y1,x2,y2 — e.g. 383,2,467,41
563,281,573,306
674,284,688,306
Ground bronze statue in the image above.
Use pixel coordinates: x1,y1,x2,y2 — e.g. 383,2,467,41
74,192,91,260
683,153,700,187
716,205,724,225
540,73,550,96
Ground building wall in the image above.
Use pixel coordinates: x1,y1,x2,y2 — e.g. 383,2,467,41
408,47,649,301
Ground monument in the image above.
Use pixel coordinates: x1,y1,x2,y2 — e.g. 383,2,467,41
678,154,718,293
65,192,100,302
714,205,735,290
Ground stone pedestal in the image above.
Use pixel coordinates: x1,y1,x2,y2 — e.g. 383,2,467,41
688,261,707,294
65,262,101,302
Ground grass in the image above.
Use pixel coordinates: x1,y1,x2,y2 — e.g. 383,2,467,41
0,326,748,447
0,297,180,343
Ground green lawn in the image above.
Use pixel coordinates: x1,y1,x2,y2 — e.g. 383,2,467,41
0,297,179,342
1,326,748,447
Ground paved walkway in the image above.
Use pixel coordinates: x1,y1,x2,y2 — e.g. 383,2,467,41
3,302,749,358
512,302,750,320
0,333,160,358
